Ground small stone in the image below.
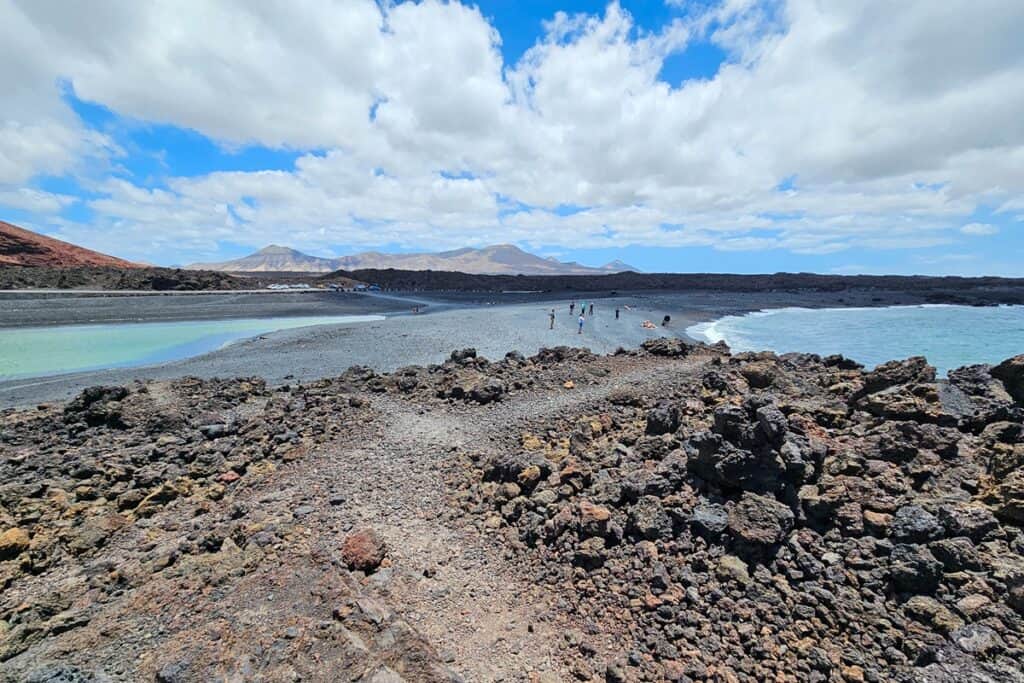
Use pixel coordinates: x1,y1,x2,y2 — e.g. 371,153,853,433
955,594,991,618
862,510,892,535
903,595,964,634
716,555,751,585
937,504,999,542
890,505,943,543
950,623,1005,657
341,528,387,573
727,492,794,555
0,528,30,560
889,544,942,594
579,500,611,534
841,665,865,683
156,660,190,683
518,465,542,487
690,502,729,539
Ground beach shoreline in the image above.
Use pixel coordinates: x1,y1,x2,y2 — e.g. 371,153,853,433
0,285,1016,409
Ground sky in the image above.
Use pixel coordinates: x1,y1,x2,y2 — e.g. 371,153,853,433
1,0,1023,275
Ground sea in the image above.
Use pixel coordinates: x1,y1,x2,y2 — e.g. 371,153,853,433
0,314,384,380
687,304,1024,376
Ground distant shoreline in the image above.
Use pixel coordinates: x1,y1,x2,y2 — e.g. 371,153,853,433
0,285,1006,409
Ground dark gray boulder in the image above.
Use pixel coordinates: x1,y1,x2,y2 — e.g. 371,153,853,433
937,504,999,542
891,505,944,543
645,401,680,435
627,496,674,540
727,492,794,556
690,502,729,539
889,543,943,593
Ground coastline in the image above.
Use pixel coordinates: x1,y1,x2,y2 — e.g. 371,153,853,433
0,296,680,408
0,286,1018,409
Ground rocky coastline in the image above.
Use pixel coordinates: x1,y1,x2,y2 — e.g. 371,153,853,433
1,340,1023,681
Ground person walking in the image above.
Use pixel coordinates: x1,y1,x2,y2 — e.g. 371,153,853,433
580,301,587,317
569,301,575,314
615,307,620,320
549,309,556,329
589,303,594,316
577,314,585,334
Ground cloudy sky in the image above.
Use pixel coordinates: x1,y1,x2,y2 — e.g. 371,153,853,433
1,0,1022,274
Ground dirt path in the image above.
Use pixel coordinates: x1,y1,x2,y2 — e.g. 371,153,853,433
269,356,708,681
0,352,706,682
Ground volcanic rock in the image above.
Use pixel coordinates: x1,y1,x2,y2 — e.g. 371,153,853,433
890,504,944,543
992,354,1024,405
727,492,794,555
890,543,943,594
645,402,680,435
342,529,387,573
0,527,30,560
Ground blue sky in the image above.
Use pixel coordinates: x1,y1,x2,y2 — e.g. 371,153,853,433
1,0,1022,274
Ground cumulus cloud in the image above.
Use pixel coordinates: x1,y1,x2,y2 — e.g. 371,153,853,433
1,0,1023,264
960,222,999,236
0,188,77,214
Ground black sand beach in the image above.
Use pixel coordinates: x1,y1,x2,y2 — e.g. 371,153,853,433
0,285,997,408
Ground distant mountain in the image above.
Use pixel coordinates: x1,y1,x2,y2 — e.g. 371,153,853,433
185,245,340,273
601,259,639,272
187,243,640,275
0,221,139,268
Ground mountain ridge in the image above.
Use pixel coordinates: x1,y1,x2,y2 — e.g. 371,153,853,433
0,221,140,269
187,243,639,275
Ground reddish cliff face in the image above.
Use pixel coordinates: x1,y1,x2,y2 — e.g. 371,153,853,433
0,221,139,268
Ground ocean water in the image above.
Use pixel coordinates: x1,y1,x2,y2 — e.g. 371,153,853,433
0,315,385,380
687,305,1024,376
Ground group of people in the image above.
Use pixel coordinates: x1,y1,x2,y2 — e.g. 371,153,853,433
547,300,623,334
547,300,665,334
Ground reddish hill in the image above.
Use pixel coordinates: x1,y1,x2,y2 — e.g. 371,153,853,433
0,220,139,268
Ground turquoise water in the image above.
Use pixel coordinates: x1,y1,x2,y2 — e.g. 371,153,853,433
687,305,1024,376
0,315,384,380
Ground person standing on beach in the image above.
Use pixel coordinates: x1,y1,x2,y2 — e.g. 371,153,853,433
580,301,586,317
570,301,575,314
589,303,594,316
578,314,585,334
549,309,556,329
615,307,620,319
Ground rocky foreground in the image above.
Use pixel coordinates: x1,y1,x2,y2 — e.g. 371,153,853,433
1,340,1023,682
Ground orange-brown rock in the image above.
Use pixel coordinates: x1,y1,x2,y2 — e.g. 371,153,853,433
341,528,387,572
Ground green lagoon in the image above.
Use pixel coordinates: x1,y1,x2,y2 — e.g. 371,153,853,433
0,315,384,380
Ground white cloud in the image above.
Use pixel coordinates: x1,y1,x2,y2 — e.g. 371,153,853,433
0,188,77,213
960,222,999,236
1,0,1023,264
0,119,116,186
